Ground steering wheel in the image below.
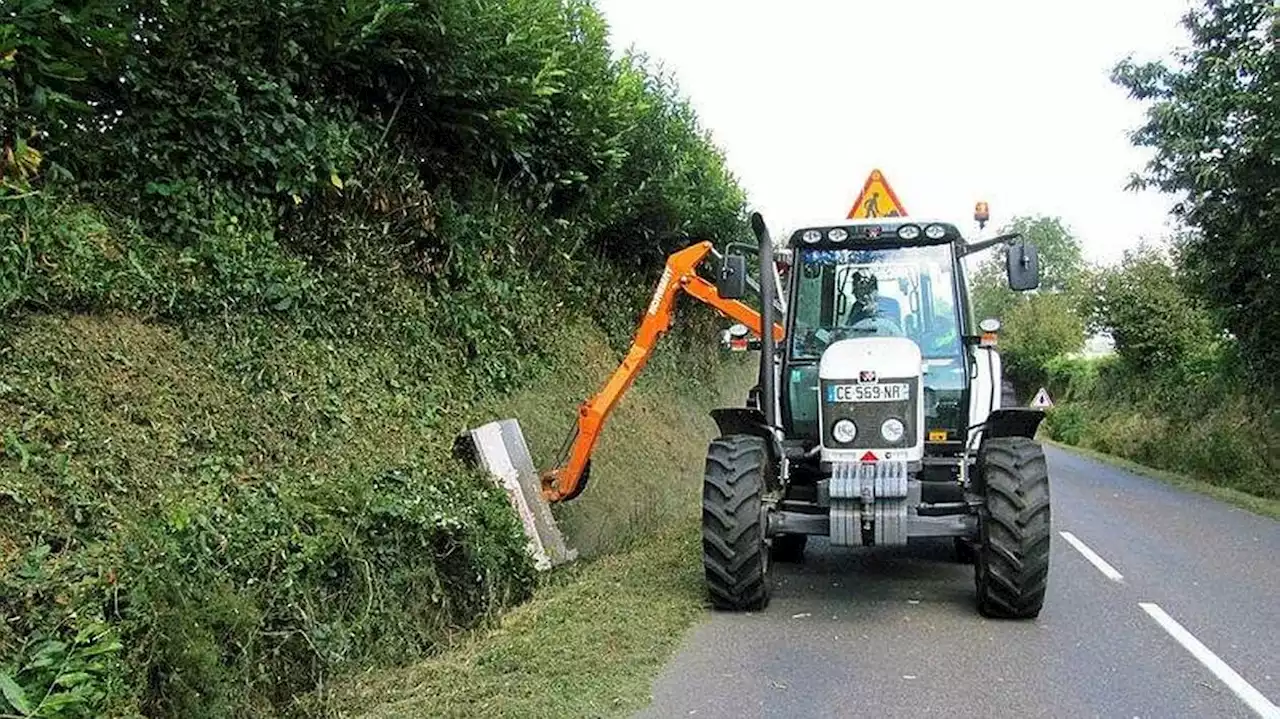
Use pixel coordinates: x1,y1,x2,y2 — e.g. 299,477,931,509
849,316,904,336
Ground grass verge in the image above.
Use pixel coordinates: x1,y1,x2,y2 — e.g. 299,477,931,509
329,523,705,719
1045,439,1280,520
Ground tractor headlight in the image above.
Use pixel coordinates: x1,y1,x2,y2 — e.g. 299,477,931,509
832,419,857,444
897,224,920,240
827,228,848,243
802,230,822,244
880,418,905,443
924,224,948,240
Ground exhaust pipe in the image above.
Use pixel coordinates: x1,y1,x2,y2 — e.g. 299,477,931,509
751,212,778,430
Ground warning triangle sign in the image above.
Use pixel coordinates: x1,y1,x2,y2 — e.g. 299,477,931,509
846,169,908,219
1030,387,1054,408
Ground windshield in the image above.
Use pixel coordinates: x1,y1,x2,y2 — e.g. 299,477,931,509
790,245,963,362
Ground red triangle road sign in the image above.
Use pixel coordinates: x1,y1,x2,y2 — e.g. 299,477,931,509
846,169,908,219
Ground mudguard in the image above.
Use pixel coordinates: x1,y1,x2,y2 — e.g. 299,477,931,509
710,407,772,442
982,408,1046,439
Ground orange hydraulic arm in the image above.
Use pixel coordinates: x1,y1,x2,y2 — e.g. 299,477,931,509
541,241,785,502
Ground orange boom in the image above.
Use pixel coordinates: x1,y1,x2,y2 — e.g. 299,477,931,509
540,240,784,502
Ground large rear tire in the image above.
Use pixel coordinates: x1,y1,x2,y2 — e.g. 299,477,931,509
974,437,1050,619
702,435,770,611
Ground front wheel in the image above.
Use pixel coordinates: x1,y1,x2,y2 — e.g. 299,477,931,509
974,437,1051,619
702,435,770,611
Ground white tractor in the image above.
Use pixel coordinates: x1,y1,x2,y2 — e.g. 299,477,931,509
706,212,1049,618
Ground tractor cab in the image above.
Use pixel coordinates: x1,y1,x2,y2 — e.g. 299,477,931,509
781,219,971,453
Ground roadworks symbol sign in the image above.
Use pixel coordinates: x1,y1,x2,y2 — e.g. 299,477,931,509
1030,387,1054,408
846,169,908,219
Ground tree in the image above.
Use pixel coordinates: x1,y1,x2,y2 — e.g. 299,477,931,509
1000,292,1086,388
969,214,1087,323
1093,243,1217,372
1112,0,1279,379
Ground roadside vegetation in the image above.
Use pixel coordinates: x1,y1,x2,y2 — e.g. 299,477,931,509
330,521,709,719
971,1,1278,502
0,1,754,716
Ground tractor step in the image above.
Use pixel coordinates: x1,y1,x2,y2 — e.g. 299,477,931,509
459,419,577,569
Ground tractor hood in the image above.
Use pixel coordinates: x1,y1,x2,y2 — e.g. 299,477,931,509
819,337,923,379
816,337,926,464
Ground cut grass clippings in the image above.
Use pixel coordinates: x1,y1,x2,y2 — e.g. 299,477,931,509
1045,440,1280,520
331,523,706,719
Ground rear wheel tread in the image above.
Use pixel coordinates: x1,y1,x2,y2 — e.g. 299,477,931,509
701,435,770,611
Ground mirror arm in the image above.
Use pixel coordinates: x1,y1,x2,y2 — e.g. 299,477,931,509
959,232,1022,257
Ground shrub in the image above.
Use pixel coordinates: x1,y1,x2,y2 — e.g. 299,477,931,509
1044,355,1105,401
1044,403,1089,446
1092,243,1216,374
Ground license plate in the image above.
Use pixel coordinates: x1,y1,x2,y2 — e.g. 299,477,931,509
827,382,909,402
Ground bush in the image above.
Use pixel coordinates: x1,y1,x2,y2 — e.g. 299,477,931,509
1044,355,1105,401
999,292,1085,388
1092,243,1216,374
1044,403,1089,446
1043,354,1279,500
2,0,746,263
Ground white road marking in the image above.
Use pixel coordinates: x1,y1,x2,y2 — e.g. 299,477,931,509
1059,531,1124,582
1139,603,1280,718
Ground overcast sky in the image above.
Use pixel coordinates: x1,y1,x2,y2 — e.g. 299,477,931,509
593,0,1193,264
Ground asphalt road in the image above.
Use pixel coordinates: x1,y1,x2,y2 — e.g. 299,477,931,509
637,446,1280,719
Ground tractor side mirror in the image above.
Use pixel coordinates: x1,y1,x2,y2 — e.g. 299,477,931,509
1006,242,1040,291
718,254,749,300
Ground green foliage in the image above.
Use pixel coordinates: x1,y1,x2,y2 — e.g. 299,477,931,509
1044,354,1105,400
1112,0,1280,381
0,623,125,719
0,1,130,191
1043,403,1090,446
999,292,1085,388
1092,242,1217,372
1,0,746,259
1042,348,1278,499
969,215,1087,323
0,0,752,716
0,193,315,317
1,310,740,718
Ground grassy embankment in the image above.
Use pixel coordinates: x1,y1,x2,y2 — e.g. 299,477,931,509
3,304,752,719
331,340,756,719
1,1,755,716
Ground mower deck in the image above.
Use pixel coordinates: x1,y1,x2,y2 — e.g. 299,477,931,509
463,419,577,569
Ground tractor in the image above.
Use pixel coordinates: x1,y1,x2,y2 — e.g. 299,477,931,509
703,212,1050,618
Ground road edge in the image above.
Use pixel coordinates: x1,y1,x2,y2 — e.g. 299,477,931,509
1044,439,1280,521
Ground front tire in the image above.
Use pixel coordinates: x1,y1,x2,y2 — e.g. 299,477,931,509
702,435,770,611
974,437,1050,619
